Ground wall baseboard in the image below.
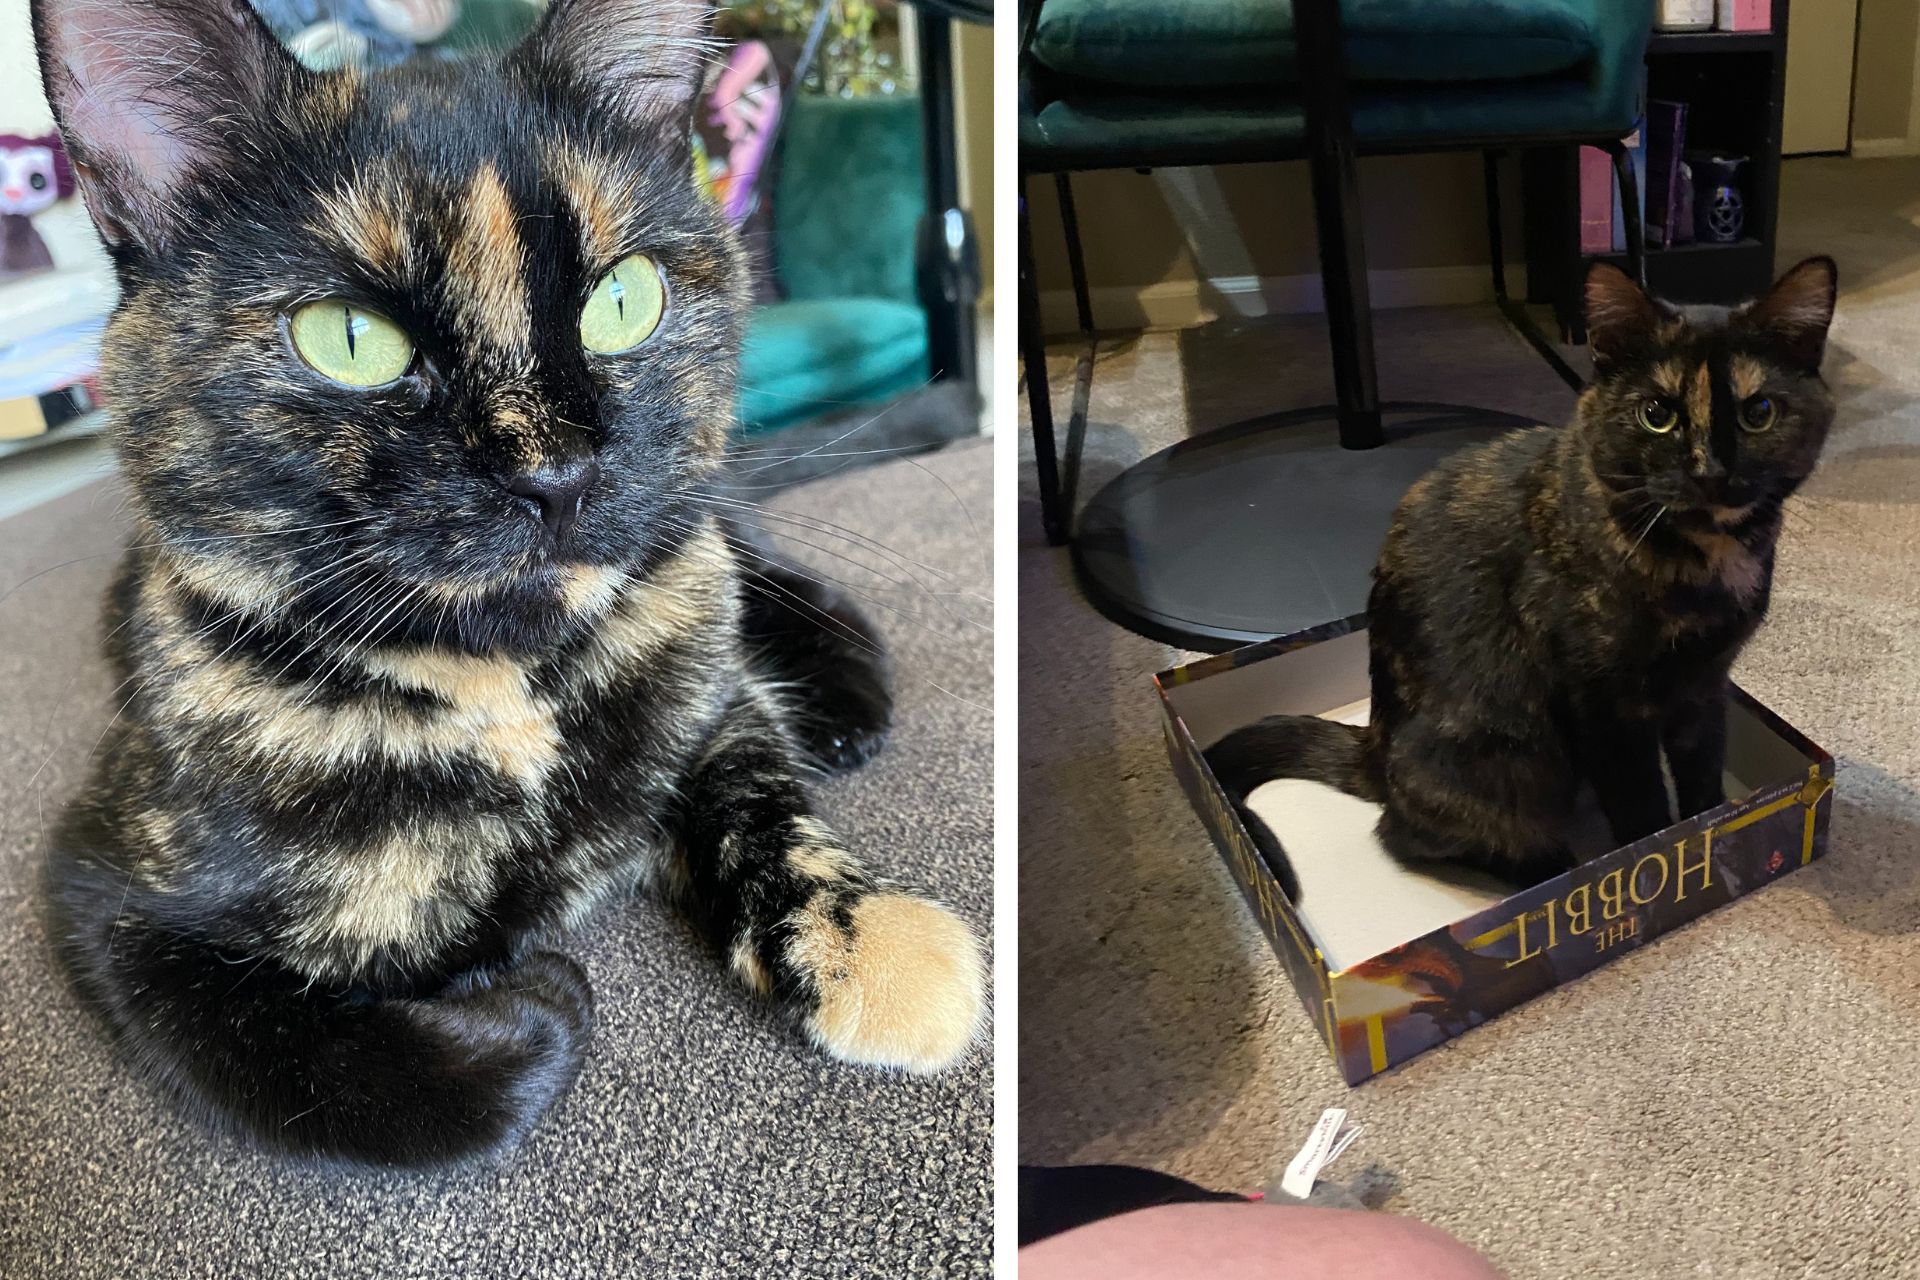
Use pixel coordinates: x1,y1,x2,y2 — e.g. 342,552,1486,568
1037,262,1529,338
1850,136,1920,158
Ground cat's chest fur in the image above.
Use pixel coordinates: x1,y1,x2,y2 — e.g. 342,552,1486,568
1559,529,1774,699
119,524,744,986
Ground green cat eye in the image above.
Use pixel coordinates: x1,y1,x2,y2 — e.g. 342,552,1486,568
1638,399,1679,434
288,300,415,388
1741,396,1777,433
580,253,667,354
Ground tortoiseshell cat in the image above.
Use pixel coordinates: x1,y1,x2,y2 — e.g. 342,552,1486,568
1208,258,1838,900
34,0,982,1166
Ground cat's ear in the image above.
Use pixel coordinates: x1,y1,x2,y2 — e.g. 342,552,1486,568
30,0,301,252
1743,255,1838,374
1584,262,1666,372
514,0,715,126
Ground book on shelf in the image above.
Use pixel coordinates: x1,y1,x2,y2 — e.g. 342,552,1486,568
1645,100,1690,250
0,374,100,442
1578,146,1613,254
1610,124,1647,254
1717,0,1769,31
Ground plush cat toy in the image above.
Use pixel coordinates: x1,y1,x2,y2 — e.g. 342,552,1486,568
0,132,73,276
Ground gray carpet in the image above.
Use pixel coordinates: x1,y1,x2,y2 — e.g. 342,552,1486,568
0,440,992,1278
1019,156,1920,1278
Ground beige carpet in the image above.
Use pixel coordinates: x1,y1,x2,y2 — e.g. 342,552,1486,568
1018,156,1920,1278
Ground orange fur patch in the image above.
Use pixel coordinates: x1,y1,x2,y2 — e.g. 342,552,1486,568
446,164,532,357
314,179,412,277
547,141,631,266
1686,363,1713,428
1730,354,1769,400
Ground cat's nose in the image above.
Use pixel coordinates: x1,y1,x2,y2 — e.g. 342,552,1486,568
1686,447,1727,480
504,458,600,540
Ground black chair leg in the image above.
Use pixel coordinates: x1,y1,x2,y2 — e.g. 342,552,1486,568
1605,139,1647,285
1484,148,1585,392
1052,174,1094,534
1055,173,1093,338
1020,178,1069,546
911,9,978,388
1294,0,1383,450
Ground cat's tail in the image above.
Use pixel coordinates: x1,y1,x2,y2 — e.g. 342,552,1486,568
1202,716,1378,901
45,851,591,1168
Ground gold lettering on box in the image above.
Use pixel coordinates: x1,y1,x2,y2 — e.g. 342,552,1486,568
1565,883,1593,936
1503,896,1564,970
1509,909,1542,968
1593,915,1640,953
1596,867,1626,922
1674,832,1713,902
1630,851,1669,905
1487,823,1728,968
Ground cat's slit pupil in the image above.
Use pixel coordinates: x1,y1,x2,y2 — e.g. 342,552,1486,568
343,305,358,360
609,272,626,321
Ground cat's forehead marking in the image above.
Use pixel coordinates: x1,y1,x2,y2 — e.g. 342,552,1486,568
546,139,631,266
444,162,532,359
307,71,362,126
1686,363,1713,429
1730,354,1768,399
1653,360,1688,396
314,178,413,278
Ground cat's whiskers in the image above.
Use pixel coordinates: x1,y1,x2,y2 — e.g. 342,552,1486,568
660,506,990,636
22,542,373,800
154,513,381,550
261,569,411,711
0,514,384,621
23,547,383,883
724,555,988,714
1624,505,1669,563
687,492,976,593
733,378,938,478
279,578,428,727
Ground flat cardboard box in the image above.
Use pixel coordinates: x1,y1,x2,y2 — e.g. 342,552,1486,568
1157,614,1834,1084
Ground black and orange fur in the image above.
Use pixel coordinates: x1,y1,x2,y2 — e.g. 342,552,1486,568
34,0,981,1166
1208,258,1838,899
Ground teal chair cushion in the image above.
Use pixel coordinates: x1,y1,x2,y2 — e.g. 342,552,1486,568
737,297,929,435
772,95,925,304
1031,0,1602,91
1021,0,1655,168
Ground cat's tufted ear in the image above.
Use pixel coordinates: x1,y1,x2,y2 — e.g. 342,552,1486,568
1584,262,1667,374
1742,255,1838,375
513,0,716,129
31,0,302,253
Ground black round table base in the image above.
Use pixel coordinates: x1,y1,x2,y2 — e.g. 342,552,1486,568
1070,402,1542,652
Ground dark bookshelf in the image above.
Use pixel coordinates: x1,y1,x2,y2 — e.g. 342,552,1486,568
1646,30,1780,54
1521,0,1789,342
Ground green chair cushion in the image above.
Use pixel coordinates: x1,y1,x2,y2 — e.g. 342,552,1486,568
772,95,926,304
737,297,928,435
1031,0,1603,91
1021,0,1654,169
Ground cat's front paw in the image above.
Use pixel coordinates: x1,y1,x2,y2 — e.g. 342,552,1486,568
795,892,984,1074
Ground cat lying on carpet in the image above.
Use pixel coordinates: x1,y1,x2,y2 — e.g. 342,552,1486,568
33,0,982,1166
1208,257,1838,902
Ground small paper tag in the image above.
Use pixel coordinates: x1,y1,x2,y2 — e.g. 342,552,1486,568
1280,1108,1361,1200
